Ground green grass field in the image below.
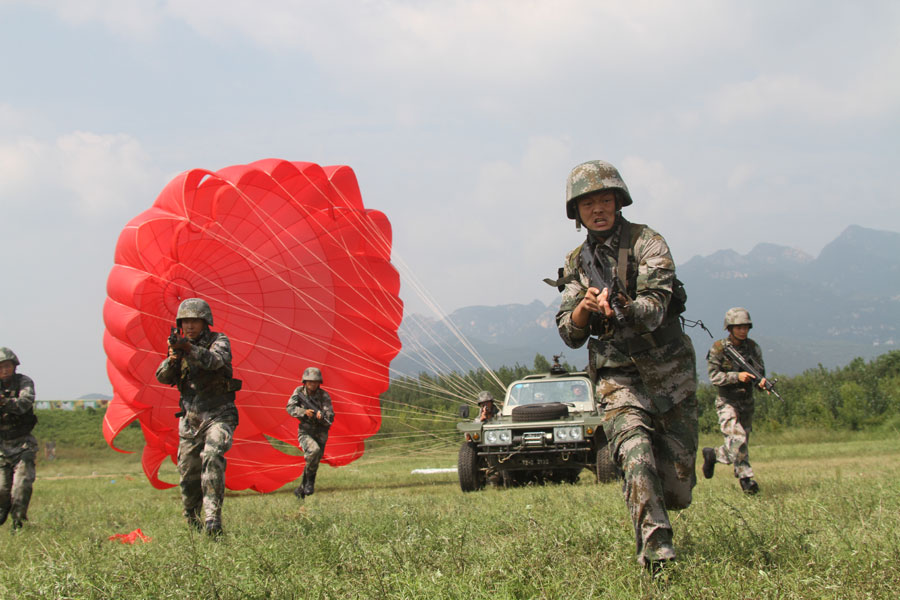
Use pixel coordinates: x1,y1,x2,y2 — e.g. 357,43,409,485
2,428,898,599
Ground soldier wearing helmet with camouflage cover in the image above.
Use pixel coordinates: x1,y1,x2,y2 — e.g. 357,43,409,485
156,298,240,536
474,391,498,423
552,160,698,572
286,367,334,499
702,307,767,494
0,347,37,531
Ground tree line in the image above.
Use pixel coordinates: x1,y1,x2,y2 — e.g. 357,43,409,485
378,350,900,436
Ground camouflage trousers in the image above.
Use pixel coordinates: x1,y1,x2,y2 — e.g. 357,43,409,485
602,397,698,567
0,434,37,525
714,398,754,479
299,429,329,479
177,413,235,525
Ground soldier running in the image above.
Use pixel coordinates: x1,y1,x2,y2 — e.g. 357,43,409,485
552,160,698,572
156,298,240,536
703,307,768,494
287,367,334,499
0,347,37,531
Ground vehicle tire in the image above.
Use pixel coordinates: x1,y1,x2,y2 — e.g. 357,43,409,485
458,442,485,492
595,444,617,484
511,402,568,423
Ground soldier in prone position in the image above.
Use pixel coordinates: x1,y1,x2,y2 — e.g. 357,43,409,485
702,307,768,494
552,160,698,573
287,367,334,499
0,347,37,531
156,298,239,536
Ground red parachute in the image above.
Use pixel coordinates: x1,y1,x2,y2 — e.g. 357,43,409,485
103,159,403,492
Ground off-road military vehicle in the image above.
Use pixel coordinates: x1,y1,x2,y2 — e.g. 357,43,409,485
456,360,617,491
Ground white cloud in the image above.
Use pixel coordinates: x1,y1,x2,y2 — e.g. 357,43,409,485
709,44,900,123
56,131,157,216
727,163,756,191
0,137,43,194
0,129,158,217
17,0,163,37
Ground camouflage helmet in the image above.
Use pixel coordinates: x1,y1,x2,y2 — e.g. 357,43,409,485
0,347,20,367
565,160,633,220
724,307,753,330
176,298,213,326
302,367,323,382
476,391,495,405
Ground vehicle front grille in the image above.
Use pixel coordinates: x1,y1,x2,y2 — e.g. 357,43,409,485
522,432,545,447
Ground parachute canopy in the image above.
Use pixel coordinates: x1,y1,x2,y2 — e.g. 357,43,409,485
103,159,403,493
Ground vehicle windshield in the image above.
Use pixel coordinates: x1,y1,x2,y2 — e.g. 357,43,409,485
502,378,593,414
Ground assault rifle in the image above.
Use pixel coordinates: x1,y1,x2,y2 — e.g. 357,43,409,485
168,327,188,417
295,393,333,426
578,246,629,327
723,344,782,400
168,326,191,355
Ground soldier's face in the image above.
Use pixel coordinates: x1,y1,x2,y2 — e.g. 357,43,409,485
0,361,14,379
305,381,321,393
730,324,750,342
577,191,618,232
181,318,206,340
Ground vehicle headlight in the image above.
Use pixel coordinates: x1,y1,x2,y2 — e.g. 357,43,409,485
554,426,583,443
485,429,512,445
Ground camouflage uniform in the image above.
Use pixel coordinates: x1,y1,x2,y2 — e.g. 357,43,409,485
156,328,238,531
706,338,765,479
0,370,37,530
556,216,698,568
287,385,334,496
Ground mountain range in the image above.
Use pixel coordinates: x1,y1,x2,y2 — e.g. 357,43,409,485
394,225,900,380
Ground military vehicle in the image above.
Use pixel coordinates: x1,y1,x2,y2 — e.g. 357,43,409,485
456,358,617,491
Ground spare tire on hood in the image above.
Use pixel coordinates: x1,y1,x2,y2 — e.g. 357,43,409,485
511,402,568,423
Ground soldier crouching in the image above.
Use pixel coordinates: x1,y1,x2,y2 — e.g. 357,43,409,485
156,298,240,536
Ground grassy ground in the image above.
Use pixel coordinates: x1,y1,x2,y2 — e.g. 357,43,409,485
1,429,898,599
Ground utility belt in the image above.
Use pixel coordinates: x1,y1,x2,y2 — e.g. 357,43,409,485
176,390,237,418
588,318,685,376
614,318,684,357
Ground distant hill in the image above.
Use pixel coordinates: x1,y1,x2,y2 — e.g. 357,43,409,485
394,225,900,379
77,393,113,401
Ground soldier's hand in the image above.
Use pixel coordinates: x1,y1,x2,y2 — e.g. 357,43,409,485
167,347,180,360
580,287,613,316
738,372,756,383
304,408,315,419
758,377,768,391
170,339,192,353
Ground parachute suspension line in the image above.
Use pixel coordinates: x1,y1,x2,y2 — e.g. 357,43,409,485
210,166,503,401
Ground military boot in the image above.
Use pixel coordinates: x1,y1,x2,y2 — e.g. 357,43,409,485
739,477,759,495
701,447,716,479
303,472,316,497
186,513,203,532
11,518,23,531
644,558,672,578
0,506,8,526
294,473,308,499
205,519,223,538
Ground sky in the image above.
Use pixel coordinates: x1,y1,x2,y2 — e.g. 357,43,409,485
1,0,898,399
